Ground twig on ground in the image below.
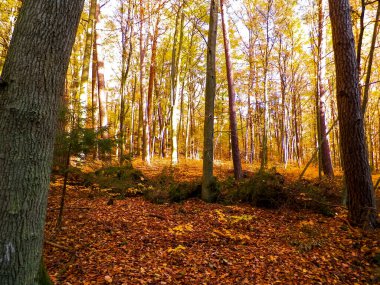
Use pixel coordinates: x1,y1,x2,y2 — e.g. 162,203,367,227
148,214,166,220
45,240,74,253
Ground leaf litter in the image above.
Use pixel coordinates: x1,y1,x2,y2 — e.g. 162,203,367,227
44,160,380,284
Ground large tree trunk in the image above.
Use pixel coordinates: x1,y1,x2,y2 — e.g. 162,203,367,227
0,0,84,284
328,0,378,228
202,0,218,202
220,0,242,179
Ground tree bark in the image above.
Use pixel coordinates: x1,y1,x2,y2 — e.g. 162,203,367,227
202,0,218,202
316,0,334,177
147,9,162,162
361,0,380,115
94,3,108,140
79,0,97,129
139,0,149,163
171,4,185,166
220,0,242,179
328,0,378,228
260,0,273,171
0,0,84,283
119,0,134,162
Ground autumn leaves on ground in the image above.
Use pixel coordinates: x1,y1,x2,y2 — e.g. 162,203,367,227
44,159,380,285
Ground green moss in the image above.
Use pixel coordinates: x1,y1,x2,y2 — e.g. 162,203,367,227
36,259,53,285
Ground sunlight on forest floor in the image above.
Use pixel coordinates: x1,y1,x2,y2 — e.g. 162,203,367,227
44,158,380,284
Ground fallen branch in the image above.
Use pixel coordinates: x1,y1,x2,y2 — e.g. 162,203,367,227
299,119,338,180
45,240,74,253
307,198,346,210
148,214,166,220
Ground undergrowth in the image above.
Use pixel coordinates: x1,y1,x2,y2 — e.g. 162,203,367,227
54,160,344,216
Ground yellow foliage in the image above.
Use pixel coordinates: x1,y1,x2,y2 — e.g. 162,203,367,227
169,223,193,235
230,215,253,224
167,245,186,253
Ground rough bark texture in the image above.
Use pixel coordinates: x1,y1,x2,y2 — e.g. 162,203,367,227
220,0,242,179
202,0,218,202
328,0,377,228
0,0,84,284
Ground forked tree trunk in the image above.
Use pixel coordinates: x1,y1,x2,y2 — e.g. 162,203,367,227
0,0,84,283
328,0,378,228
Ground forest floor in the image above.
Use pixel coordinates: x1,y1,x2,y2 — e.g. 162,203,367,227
44,158,380,285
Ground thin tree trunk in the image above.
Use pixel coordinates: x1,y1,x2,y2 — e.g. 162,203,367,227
130,75,137,155
316,0,334,177
170,4,185,165
119,0,134,163
147,14,161,163
361,0,380,115
94,4,108,140
139,0,149,163
260,0,273,171
91,36,98,158
356,0,366,74
79,0,97,128
220,0,242,179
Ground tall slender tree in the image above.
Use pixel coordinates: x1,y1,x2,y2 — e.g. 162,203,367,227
361,0,380,115
94,3,108,140
316,0,334,177
118,0,134,162
79,0,97,128
171,2,185,165
260,0,274,170
220,0,242,179
202,0,218,202
0,0,84,283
